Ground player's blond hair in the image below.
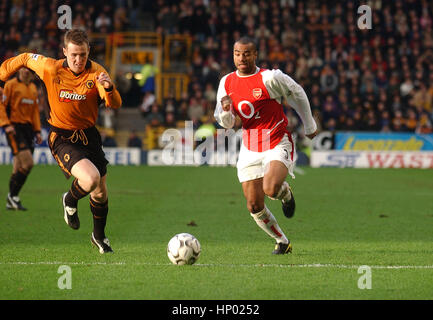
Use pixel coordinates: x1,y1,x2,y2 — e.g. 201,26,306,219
64,29,90,48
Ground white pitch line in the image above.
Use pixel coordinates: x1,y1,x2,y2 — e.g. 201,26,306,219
1,261,433,269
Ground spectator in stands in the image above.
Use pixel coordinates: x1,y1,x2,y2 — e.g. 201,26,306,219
163,112,177,129
157,4,178,34
417,113,433,134
139,91,156,117
413,83,432,113
320,64,338,94
405,109,418,132
138,63,159,94
127,130,143,149
176,100,190,122
101,130,118,147
95,12,112,31
392,110,408,132
144,102,164,127
203,83,217,105
187,96,204,122
113,6,129,32
2,0,433,137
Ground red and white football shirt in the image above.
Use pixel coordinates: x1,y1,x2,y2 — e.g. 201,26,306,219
215,67,317,152
215,67,317,153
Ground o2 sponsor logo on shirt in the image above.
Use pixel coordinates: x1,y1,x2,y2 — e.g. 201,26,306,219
59,89,86,102
237,100,255,119
237,100,261,120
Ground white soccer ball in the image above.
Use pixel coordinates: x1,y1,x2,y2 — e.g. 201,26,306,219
167,233,201,265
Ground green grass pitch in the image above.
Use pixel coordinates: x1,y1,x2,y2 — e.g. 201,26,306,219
0,164,432,300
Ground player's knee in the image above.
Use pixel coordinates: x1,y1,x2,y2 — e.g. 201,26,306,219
21,161,33,173
89,174,101,191
247,201,264,214
91,192,107,204
19,154,34,172
91,186,107,203
81,172,101,191
263,182,281,198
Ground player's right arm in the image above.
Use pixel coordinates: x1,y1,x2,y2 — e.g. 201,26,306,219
214,74,235,129
0,53,50,82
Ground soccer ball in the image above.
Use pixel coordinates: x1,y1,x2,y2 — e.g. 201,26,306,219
167,233,201,265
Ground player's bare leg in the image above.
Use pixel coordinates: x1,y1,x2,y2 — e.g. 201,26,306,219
70,159,101,192
242,178,265,214
242,178,291,254
89,175,113,253
61,159,100,230
263,160,295,219
13,150,34,174
7,150,34,210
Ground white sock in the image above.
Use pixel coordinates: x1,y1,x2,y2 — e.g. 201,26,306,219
268,181,292,202
251,206,288,244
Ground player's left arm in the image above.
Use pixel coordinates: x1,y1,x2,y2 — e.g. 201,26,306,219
268,69,318,139
96,70,122,109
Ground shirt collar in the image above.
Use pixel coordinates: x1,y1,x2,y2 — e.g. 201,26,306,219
236,66,260,78
62,59,91,76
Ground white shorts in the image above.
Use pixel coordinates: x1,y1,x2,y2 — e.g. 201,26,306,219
237,134,295,183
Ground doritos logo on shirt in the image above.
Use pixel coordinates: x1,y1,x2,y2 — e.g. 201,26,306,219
59,90,87,102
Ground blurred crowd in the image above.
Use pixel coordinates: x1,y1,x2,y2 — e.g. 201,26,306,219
150,0,433,137
1,0,433,150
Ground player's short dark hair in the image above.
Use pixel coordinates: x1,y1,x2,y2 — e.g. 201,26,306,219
234,36,258,51
64,29,90,48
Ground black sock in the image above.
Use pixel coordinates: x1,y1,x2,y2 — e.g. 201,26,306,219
9,169,29,197
64,179,89,208
90,197,108,240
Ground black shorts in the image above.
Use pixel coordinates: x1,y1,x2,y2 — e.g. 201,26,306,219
6,123,35,155
48,126,109,179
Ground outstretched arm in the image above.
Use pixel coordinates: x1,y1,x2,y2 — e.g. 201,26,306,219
0,53,48,82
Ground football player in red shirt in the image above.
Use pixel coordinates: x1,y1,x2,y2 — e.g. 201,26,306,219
214,37,317,254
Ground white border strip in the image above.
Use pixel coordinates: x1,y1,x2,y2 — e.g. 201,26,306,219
1,261,433,269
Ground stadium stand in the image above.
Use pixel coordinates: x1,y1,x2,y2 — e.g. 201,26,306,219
1,0,432,149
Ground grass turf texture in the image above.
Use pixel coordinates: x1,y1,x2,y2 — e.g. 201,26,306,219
0,165,432,299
